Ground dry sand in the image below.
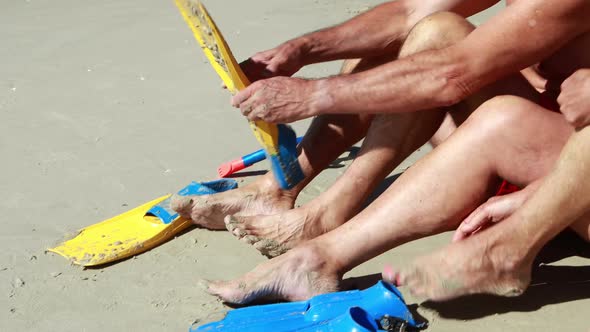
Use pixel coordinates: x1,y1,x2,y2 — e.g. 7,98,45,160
1,0,589,331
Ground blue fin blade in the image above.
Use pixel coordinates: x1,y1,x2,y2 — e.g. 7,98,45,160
269,124,304,190
192,281,420,332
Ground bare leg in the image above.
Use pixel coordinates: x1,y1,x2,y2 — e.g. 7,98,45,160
226,12,535,256
171,73,373,229
396,123,590,301
206,95,572,304
571,214,590,242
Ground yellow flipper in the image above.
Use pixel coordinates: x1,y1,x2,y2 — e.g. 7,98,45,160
173,0,279,154
48,195,193,267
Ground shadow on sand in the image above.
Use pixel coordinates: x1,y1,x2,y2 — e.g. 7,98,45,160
421,231,590,319
342,231,590,321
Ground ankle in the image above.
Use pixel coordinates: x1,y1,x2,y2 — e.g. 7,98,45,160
486,225,535,275
296,242,343,279
247,173,299,202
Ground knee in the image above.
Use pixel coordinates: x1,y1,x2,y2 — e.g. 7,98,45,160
402,12,474,55
466,96,534,139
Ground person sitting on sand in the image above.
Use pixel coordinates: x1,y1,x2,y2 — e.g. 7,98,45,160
171,0,539,257
174,0,590,303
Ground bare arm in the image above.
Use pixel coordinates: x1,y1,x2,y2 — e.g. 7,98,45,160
298,0,500,64
318,0,590,115
243,0,499,80
510,125,590,249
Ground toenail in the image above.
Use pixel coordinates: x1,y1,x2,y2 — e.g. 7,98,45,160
382,265,394,281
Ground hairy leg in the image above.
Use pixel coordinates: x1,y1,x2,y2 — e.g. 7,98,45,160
206,95,572,304
171,74,373,230
227,11,536,256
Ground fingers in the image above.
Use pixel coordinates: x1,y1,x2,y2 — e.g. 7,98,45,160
241,54,276,82
247,104,269,121
231,83,257,107
460,209,488,233
452,205,490,242
231,82,275,122
451,228,468,242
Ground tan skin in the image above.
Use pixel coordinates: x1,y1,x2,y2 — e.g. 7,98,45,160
172,0,498,231
454,68,590,242
233,0,590,122
185,0,589,251
223,0,590,252
202,0,590,304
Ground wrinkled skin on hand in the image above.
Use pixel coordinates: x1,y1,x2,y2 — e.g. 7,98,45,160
226,40,322,123
240,41,307,82
558,69,590,128
231,77,319,123
452,187,536,242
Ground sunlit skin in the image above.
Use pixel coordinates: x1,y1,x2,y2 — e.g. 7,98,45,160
174,0,590,303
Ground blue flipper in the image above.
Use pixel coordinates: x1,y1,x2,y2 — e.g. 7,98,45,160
192,281,426,332
146,179,238,224
268,124,304,190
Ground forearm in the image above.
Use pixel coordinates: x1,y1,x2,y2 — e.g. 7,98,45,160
292,0,499,65
311,0,590,116
313,46,468,115
297,1,414,64
513,127,590,250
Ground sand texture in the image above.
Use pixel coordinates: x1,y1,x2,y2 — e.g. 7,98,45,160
1,0,588,331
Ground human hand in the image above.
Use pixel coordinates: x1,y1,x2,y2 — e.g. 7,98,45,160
558,69,590,128
452,188,533,242
240,40,307,83
231,76,321,123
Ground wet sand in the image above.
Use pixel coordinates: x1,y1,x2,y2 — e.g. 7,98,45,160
1,0,588,331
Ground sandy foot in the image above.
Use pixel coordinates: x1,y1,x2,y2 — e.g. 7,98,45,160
223,200,350,257
204,245,340,304
223,205,327,257
171,176,295,230
384,225,534,301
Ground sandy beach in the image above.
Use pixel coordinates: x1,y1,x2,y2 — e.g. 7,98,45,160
1,0,589,331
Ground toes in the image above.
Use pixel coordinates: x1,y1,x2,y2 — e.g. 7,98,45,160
170,194,194,216
225,215,250,238
254,239,288,258
382,264,403,286
205,278,260,305
241,235,260,245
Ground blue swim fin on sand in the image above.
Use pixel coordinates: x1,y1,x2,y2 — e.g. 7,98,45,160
191,281,426,332
267,124,304,190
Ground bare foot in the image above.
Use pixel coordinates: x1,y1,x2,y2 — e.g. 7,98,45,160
204,244,340,304
224,197,354,258
223,204,331,257
171,175,296,230
383,225,534,301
